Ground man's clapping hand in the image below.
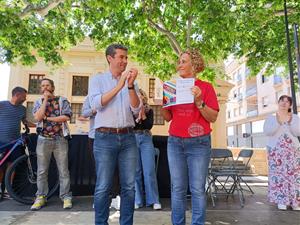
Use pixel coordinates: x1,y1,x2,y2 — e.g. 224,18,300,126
127,68,138,86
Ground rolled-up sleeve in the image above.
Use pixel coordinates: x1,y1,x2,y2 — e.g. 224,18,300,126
89,75,103,111
62,99,72,118
130,83,142,116
32,99,41,116
81,96,94,118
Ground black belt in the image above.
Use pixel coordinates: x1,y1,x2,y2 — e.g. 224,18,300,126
96,127,133,134
39,135,61,140
134,129,151,135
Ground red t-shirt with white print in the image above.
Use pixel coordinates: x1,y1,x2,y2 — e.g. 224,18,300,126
167,79,219,138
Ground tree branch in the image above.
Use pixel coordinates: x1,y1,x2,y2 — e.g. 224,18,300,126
148,18,182,55
186,0,192,48
142,0,182,55
19,0,65,19
273,8,295,16
263,2,296,16
157,13,183,54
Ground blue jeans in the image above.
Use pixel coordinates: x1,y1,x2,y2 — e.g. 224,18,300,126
36,136,71,199
135,132,160,206
93,131,137,225
167,135,211,225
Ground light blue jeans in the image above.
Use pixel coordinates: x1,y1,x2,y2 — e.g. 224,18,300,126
36,135,71,199
167,135,211,225
134,132,160,207
93,131,137,225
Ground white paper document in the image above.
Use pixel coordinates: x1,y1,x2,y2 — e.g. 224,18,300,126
175,78,195,104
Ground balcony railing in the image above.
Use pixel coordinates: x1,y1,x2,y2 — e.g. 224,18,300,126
246,87,257,97
237,94,243,101
245,68,251,77
236,75,242,83
273,75,282,85
246,109,258,117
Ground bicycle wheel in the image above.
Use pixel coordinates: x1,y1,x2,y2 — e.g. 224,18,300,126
5,152,59,205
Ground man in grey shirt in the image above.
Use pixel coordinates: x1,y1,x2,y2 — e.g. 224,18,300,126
89,44,141,225
81,96,96,142
81,95,97,186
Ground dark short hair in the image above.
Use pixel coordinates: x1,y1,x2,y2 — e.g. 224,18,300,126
12,86,27,96
105,44,128,63
278,95,293,112
40,78,55,89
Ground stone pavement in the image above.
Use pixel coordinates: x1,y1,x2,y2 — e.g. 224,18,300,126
0,186,299,225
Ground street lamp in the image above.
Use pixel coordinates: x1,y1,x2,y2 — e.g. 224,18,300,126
284,0,298,113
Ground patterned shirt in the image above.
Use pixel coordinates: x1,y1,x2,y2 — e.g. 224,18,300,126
33,96,72,138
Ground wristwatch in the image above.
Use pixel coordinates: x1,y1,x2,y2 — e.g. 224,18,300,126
197,101,206,110
128,85,135,90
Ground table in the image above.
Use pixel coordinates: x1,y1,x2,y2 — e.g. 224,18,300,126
28,134,171,197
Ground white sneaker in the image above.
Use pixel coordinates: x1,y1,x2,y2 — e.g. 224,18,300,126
292,206,300,211
110,196,120,210
153,203,162,210
115,196,120,210
277,204,287,210
134,203,140,209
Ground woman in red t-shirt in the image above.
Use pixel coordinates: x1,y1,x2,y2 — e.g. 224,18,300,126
161,50,219,225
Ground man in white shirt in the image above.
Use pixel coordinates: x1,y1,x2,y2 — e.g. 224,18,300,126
88,44,141,225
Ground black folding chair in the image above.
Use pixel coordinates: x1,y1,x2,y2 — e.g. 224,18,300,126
207,148,245,207
234,149,254,194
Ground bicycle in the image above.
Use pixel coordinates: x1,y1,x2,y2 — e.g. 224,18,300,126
0,125,59,205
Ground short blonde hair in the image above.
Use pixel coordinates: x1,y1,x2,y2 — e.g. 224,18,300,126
139,88,148,104
181,49,205,74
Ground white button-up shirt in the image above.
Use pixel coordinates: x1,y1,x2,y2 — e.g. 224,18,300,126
88,71,141,129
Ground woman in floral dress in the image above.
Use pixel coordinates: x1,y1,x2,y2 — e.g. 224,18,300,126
263,95,300,210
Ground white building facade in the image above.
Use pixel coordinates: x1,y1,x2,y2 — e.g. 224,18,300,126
225,57,300,148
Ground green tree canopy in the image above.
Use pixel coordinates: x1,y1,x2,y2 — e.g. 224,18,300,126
1,0,300,80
